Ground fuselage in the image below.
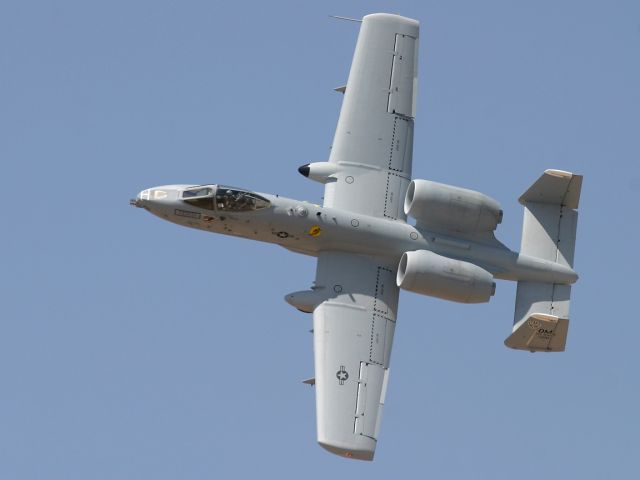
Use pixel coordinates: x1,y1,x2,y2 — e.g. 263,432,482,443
131,184,578,286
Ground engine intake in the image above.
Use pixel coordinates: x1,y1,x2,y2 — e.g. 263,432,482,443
397,250,496,303
405,180,503,233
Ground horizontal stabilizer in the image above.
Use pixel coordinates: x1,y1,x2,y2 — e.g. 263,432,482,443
519,169,583,209
505,314,569,352
519,169,582,268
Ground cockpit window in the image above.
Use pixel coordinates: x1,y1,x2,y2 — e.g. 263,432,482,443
182,186,214,210
182,187,212,198
215,187,270,212
184,196,214,210
181,185,270,212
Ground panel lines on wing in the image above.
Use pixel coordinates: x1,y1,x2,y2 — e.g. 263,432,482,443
373,266,395,320
383,115,412,220
386,34,400,113
369,266,395,365
383,172,410,220
388,34,417,116
388,115,399,170
388,115,412,174
369,314,388,365
383,172,394,220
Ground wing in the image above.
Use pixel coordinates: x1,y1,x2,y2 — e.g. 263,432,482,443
324,13,419,220
313,251,399,460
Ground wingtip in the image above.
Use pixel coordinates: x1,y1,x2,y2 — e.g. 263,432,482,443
318,441,375,461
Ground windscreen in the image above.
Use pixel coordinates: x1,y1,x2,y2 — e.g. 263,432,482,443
182,186,215,210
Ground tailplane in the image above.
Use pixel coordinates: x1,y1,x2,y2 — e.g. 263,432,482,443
506,170,582,352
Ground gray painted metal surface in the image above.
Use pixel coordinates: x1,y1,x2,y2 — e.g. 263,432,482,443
132,13,582,461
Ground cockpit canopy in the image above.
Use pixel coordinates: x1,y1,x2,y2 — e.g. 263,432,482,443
181,185,270,212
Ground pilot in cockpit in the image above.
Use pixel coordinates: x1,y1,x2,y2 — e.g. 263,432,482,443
182,185,270,212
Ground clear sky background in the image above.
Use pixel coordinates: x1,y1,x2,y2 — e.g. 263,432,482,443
2,1,639,478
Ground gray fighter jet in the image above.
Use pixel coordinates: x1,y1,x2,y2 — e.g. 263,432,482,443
131,13,582,461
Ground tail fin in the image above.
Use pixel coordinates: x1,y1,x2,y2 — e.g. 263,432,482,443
505,170,582,352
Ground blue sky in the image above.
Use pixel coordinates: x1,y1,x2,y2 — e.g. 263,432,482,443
1,1,639,478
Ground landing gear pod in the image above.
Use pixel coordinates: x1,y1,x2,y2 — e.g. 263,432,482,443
297,162,339,184
284,289,327,313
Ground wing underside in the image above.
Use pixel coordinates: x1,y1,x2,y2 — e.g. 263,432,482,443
313,251,399,460
311,13,418,461
324,13,419,220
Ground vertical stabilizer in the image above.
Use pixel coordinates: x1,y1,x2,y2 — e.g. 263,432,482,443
507,170,582,352
519,169,582,268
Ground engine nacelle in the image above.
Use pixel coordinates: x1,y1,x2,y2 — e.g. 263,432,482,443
404,180,503,233
396,250,496,303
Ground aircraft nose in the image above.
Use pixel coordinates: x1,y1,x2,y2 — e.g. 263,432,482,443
130,187,181,209
130,189,150,208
